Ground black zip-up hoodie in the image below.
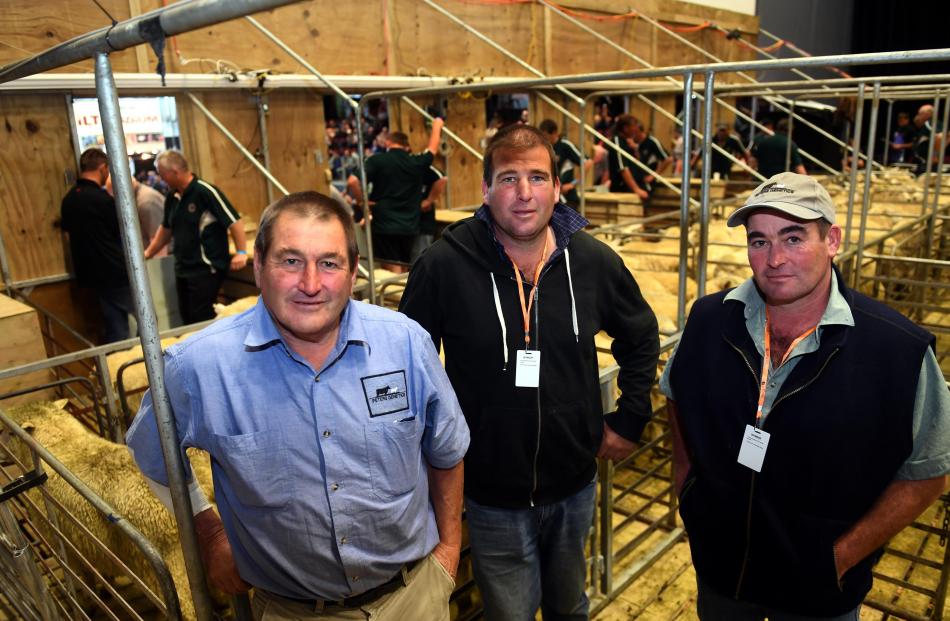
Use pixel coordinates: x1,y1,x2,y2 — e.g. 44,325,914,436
400,205,659,508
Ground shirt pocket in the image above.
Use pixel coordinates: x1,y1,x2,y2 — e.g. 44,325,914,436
364,420,423,501
210,430,292,508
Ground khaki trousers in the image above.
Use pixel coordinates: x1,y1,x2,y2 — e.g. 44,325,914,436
251,553,455,621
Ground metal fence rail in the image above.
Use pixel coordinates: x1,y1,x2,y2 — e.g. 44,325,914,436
1,1,950,618
0,406,184,620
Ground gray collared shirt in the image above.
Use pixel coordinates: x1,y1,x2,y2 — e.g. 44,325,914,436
660,271,950,480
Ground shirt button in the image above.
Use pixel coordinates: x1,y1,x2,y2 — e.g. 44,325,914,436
769,382,775,387
323,430,331,438
352,576,360,582
340,536,347,544
331,483,339,491
314,376,320,383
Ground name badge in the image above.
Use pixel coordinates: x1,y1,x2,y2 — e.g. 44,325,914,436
737,424,770,472
515,350,541,388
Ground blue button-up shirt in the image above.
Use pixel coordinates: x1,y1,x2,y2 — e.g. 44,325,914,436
126,298,469,600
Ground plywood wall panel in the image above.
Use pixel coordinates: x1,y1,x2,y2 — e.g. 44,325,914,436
548,15,651,76
162,2,387,76
266,90,328,202
0,1,140,73
445,94,485,209
392,0,543,79
1,1,757,78
0,94,74,281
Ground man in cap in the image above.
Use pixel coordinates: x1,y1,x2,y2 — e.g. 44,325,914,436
659,172,950,619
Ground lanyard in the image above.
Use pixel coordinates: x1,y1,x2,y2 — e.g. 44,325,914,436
756,308,817,425
506,234,549,349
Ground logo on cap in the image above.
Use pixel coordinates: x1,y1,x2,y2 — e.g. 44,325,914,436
754,182,794,196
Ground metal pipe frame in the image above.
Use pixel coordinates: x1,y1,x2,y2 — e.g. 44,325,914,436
255,89,275,205
635,12,879,172
0,0,301,84
697,71,715,298
633,92,764,182
415,0,682,212
927,91,950,251
185,92,290,195
0,406,184,620
535,0,765,183
757,28,852,80
677,73,695,329
353,114,378,304
242,14,377,301
2,4,950,619
420,0,583,107
399,96,483,162
853,82,883,289
921,94,942,215
95,52,214,621
0,227,13,294
882,99,894,166
586,83,841,177
844,83,867,255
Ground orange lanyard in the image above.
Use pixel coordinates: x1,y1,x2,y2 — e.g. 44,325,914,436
506,235,549,349
756,308,817,425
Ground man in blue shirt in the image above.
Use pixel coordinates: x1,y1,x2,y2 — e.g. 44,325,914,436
127,191,469,620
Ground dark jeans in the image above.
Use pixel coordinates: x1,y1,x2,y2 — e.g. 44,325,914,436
465,479,596,621
176,272,225,325
97,285,134,344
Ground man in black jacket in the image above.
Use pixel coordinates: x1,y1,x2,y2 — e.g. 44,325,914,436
61,148,132,343
661,172,949,620
400,124,659,621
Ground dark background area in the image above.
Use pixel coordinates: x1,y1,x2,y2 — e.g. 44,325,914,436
752,0,949,170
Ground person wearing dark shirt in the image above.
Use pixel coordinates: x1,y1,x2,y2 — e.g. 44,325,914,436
912,104,937,175
631,119,672,182
692,123,749,179
750,118,806,178
540,119,590,210
144,150,248,325
608,115,649,200
411,164,447,264
347,118,444,273
60,148,132,343
889,111,916,164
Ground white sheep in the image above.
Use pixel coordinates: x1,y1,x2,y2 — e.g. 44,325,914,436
2,400,221,621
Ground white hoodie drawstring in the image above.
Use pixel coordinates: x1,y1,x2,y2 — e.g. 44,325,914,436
564,247,579,343
490,272,509,370
491,246,578,369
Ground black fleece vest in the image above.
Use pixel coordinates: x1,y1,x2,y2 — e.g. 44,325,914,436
670,275,934,616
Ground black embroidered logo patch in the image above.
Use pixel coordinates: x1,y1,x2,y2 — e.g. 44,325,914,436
754,182,794,196
361,371,409,417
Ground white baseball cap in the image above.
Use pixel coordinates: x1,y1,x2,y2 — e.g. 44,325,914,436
727,172,836,227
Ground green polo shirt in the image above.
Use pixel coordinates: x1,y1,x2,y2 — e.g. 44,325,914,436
364,148,434,236
751,133,803,178
660,271,950,480
163,176,240,278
